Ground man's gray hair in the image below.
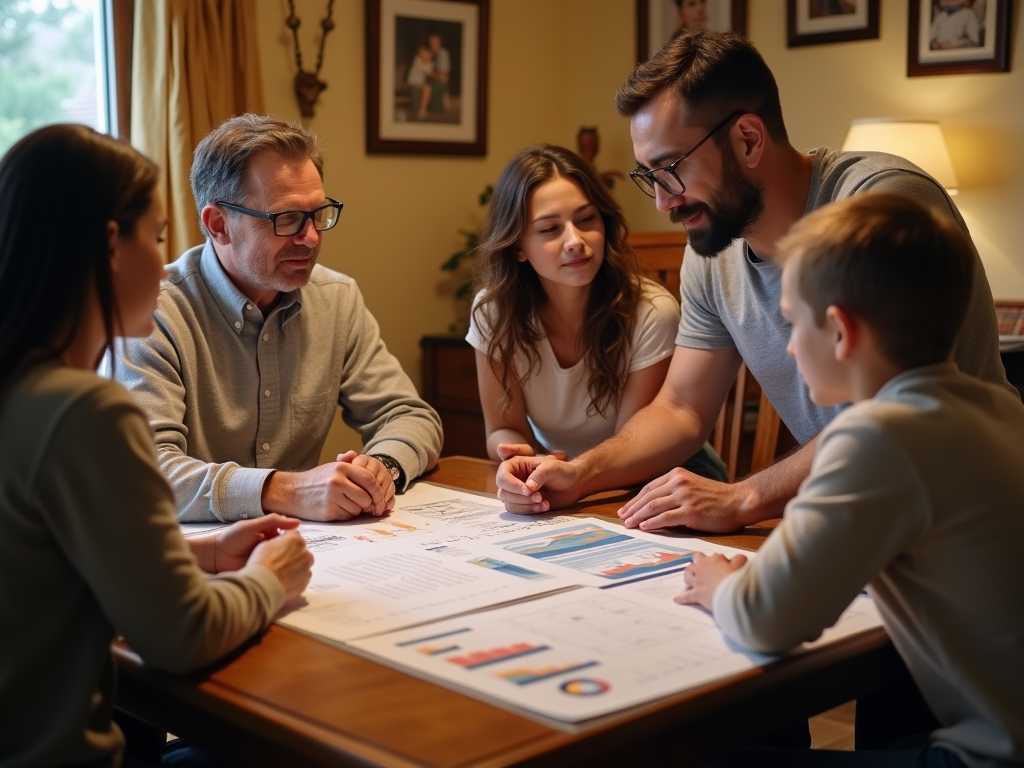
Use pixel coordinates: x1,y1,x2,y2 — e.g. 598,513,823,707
190,113,325,236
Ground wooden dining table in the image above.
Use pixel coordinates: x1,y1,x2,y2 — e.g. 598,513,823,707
114,456,899,767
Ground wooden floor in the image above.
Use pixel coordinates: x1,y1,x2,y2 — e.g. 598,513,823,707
809,701,856,751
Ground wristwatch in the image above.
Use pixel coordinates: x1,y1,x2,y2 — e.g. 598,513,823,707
370,453,404,487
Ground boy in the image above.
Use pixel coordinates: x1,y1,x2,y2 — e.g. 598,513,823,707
677,193,1024,767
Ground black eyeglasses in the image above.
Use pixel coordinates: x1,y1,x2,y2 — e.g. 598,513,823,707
214,197,343,237
629,111,744,198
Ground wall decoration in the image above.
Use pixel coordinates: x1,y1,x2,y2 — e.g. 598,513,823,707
908,0,1011,76
786,0,879,47
286,0,336,118
637,0,747,62
366,0,489,155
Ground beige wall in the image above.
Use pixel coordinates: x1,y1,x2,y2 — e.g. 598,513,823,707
747,0,1024,300
257,0,643,455
256,1,1024,455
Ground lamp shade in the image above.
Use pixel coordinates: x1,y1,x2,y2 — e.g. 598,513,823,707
841,118,959,194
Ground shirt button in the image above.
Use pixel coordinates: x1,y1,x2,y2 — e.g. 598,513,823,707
262,333,269,341
234,321,242,329
262,442,270,451
264,389,271,397
245,303,252,310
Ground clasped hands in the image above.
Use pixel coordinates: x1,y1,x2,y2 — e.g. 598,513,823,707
494,447,753,611
262,450,396,521
494,449,746,533
193,514,313,601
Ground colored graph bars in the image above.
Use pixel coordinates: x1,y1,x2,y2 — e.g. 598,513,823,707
495,661,600,686
447,642,550,670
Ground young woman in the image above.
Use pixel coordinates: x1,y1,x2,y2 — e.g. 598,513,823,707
0,124,314,768
468,144,725,478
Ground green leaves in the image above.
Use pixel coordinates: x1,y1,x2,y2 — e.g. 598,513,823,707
442,185,491,333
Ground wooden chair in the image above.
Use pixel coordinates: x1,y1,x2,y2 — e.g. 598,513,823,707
628,230,686,299
708,362,784,482
628,231,785,481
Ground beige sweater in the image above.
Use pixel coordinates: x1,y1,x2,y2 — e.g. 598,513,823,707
0,363,284,768
714,365,1024,767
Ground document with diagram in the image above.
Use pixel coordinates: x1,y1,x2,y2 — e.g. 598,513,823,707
348,582,882,722
183,482,883,720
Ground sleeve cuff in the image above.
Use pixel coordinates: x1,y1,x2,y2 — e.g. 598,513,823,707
220,466,276,522
222,562,286,621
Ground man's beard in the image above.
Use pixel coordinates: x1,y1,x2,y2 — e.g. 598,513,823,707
234,243,319,296
268,245,319,291
669,147,764,257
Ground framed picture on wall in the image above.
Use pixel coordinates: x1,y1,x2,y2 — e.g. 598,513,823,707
908,0,1011,76
366,0,489,155
636,0,748,63
786,0,880,47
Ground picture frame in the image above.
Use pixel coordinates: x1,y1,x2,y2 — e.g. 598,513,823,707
636,0,748,63
908,0,1011,77
366,0,489,155
786,0,880,47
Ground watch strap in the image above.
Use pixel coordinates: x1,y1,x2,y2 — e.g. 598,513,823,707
370,453,404,487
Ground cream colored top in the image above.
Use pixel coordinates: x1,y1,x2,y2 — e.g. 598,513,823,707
467,279,679,458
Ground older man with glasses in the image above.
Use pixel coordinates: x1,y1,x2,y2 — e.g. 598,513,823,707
116,113,441,524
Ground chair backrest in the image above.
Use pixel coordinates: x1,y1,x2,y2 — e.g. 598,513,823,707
627,230,784,481
628,230,686,300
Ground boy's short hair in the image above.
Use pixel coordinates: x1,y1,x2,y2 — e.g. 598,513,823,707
615,30,788,143
777,192,975,370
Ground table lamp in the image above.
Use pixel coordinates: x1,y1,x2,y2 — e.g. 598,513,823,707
841,118,959,195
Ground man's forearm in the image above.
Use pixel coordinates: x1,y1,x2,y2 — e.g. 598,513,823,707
734,436,817,524
573,398,706,498
260,470,296,516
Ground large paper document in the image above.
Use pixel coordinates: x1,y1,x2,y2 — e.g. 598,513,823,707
183,484,884,723
348,582,882,723
272,484,583,642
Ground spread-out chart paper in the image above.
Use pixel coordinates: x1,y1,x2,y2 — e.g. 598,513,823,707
471,517,743,588
348,583,882,723
183,483,883,723
270,484,581,642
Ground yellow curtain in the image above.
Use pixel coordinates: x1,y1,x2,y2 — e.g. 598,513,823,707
130,0,264,262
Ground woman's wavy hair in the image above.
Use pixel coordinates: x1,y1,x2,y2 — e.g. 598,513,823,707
0,124,159,391
472,144,644,417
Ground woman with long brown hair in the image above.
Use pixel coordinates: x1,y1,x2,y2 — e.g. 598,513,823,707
0,124,313,767
468,144,725,479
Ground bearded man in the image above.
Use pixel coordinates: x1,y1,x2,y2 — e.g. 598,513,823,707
493,31,1009,532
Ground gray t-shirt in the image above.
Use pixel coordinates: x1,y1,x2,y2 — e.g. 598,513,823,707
676,146,1010,444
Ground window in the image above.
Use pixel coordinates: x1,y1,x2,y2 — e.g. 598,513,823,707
0,0,115,156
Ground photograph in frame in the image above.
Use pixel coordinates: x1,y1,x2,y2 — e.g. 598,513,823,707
637,0,748,63
787,0,880,47
908,0,1011,76
366,0,489,155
